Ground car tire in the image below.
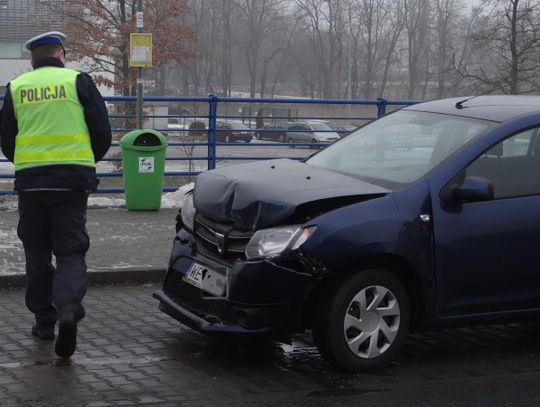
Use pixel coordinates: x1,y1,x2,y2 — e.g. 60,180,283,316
311,138,318,149
288,137,295,148
312,269,410,372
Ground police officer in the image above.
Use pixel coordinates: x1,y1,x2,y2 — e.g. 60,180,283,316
0,32,111,358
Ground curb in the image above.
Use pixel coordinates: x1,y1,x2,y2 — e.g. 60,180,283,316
0,268,167,289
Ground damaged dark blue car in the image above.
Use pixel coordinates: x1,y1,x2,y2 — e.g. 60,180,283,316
154,96,540,371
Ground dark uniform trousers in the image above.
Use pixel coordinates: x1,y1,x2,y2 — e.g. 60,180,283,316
17,190,89,327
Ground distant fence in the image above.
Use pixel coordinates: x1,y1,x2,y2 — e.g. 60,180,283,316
0,96,419,195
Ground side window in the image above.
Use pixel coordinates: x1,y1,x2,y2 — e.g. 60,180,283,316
466,127,540,199
501,129,535,157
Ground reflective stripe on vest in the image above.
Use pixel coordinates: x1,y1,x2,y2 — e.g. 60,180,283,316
10,67,95,171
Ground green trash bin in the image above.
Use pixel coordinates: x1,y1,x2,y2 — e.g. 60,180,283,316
119,129,168,211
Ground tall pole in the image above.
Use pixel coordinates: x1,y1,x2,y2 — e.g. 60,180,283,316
136,0,144,129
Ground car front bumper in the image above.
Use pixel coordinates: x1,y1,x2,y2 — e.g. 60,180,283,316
153,228,315,336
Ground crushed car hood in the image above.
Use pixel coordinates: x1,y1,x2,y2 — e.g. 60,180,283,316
193,159,390,230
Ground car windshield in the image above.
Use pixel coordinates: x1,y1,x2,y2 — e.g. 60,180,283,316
308,122,332,131
219,122,249,129
306,110,495,188
232,122,250,130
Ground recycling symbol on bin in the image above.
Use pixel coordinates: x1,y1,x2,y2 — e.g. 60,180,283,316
138,157,155,173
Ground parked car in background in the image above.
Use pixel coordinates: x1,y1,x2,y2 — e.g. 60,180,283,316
187,120,208,138
286,121,340,147
257,122,293,142
216,121,253,143
333,124,357,138
155,95,540,372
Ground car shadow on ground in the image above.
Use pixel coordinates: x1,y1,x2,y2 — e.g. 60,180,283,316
165,321,540,383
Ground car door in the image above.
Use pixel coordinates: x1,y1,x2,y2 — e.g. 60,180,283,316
221,123,233,142
277,123,288,141
432,127,540,316
288,125,301,142
215,122,224,141
298,124,311,142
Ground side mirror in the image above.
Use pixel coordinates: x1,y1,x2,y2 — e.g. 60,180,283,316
444,176,494,203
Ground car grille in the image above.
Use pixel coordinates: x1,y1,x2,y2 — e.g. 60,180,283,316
163,270,230,323
194,214,253,260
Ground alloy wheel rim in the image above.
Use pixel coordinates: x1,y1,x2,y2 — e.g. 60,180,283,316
343,285,400,359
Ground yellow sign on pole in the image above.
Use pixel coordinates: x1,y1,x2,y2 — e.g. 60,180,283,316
129,33,152,68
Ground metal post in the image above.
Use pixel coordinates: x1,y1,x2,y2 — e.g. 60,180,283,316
136,0,144,129
377,98,387,117
208,95,218,170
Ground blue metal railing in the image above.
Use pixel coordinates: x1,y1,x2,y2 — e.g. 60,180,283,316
0,95,419,195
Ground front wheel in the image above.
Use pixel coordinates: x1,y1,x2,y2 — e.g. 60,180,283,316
312,269,410,371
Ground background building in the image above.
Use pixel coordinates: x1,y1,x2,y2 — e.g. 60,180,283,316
0,1,65,91
0,0,112,97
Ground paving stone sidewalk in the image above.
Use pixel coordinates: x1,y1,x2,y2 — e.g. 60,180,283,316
2,204,540,406
0,284,325,407
2,284,540,406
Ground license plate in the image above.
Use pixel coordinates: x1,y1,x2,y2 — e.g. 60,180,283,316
183,262,226,297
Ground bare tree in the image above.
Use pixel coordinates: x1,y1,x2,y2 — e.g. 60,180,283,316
220,0,234,96
267,15,302,97
294,0,345,98
235,0,286,97
46,0,195,96
45,0,538,101
353,0,389,98
403,0,431,99
379,0,406,97
456,0,540,94
431,0,463,98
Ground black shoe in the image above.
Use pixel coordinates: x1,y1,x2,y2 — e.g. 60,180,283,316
55,306,78,358
31,325,55,340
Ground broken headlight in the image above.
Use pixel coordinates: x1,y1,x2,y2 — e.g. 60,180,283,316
180,192,196,231
245,225,317,260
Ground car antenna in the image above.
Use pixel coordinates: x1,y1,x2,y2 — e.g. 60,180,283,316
455,84,508,109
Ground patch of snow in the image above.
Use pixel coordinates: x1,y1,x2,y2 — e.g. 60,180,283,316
88,196,126,208
161,183,194,209
0,182,194,210
0,196,17,211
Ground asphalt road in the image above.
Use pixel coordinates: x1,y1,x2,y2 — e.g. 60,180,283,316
0,139,314,184
162,137,316,173
2,284,540,406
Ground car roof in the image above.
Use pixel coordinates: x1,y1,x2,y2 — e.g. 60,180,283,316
405,95,540,123
217,120,249,126
266,122,293,126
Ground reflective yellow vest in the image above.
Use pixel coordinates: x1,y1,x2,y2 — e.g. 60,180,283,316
10,67,95,171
